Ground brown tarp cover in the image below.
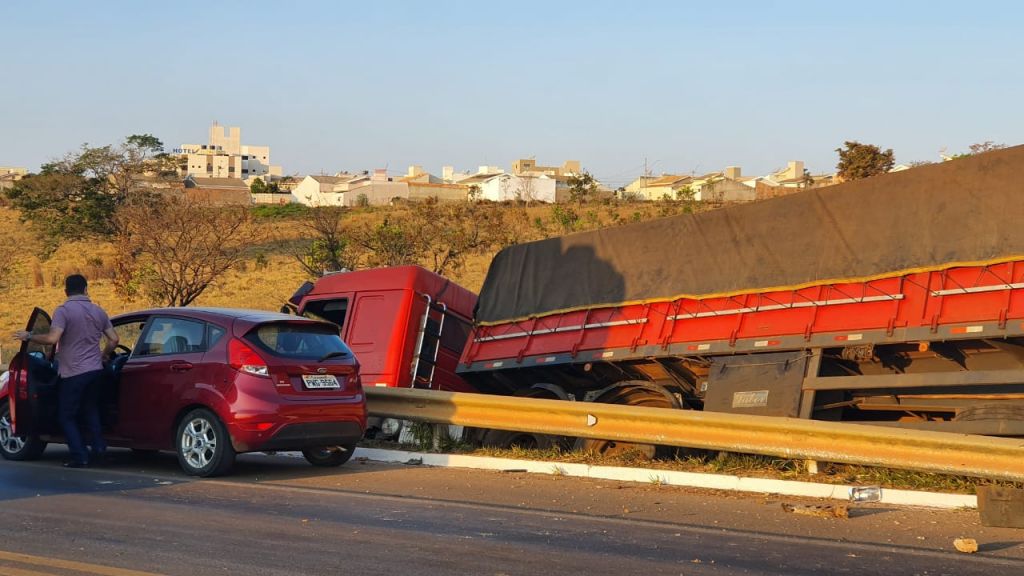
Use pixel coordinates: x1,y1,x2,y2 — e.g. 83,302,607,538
476,145,1024,325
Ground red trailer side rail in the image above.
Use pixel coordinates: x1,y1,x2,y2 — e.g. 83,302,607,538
461,262,1024,370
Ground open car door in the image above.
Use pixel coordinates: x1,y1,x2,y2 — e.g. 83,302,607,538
11,308,58,437
1,308,54,460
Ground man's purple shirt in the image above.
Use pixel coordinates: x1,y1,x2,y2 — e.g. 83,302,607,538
51,295,112,378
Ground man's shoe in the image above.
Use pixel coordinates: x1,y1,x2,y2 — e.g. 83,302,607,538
62,460,88,468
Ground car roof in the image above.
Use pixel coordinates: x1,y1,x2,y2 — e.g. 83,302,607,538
112,307,316,324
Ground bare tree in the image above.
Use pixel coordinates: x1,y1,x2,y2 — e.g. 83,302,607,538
113,196,263,306
412,201,503,276
291,206,356,277
346,200,509,276
967,141,1006,155
348,214,421,269
514,176,537,202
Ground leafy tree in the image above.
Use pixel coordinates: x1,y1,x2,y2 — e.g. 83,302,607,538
567,171,599,204
835,141,895,180
5,134,172,255
551,204,580,233
674,185,695,202
801,168,814,187
113,195,263,306
292,206,355,277
350,216,421,269
5,172,117,254
250,178,268,194
125,134,163,152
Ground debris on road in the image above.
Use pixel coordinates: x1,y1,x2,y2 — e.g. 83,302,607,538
781,503,850,519
849,486,882,503
953,538,979,554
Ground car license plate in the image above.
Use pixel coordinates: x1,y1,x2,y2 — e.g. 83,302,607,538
302,374,340,389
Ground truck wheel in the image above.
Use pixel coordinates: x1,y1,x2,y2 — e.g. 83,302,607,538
574,385,675,460
0,401,47,461
481,428,564,450
481,387,570,451
302,443,356,467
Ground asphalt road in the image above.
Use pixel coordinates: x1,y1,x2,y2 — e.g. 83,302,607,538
1,448,1022,576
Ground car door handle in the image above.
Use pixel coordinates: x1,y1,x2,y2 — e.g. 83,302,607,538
169,362,194,373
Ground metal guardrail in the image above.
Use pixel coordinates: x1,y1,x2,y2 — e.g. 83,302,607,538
366,387,1024,482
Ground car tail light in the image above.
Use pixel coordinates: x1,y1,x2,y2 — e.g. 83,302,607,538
228,338,269,377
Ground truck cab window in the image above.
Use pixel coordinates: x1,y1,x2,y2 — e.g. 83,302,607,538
303,299,349,329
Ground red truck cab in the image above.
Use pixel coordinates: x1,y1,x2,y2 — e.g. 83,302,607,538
287,265,478,394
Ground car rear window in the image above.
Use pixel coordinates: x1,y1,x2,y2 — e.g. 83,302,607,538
245,322,352,360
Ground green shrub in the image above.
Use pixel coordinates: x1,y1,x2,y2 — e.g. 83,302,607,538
251,203,308,219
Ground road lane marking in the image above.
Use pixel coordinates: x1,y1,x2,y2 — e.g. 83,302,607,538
0,565,58,576
0,551,163,576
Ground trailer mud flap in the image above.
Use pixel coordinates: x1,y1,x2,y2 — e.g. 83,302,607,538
703,352,808,417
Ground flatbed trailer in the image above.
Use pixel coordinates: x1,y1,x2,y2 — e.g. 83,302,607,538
459,261,1024,438
454,147,1024,451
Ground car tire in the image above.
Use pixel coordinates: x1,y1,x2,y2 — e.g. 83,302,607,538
0,400,47,461
302,443,356,467
175,408,235,477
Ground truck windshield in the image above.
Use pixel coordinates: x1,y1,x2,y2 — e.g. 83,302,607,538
245,323,351,361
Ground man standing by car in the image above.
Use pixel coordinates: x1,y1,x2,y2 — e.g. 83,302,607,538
13,274,119,467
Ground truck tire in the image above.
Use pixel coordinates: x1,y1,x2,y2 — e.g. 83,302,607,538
481,388,570,451
302,443,357,467
574,384,676,459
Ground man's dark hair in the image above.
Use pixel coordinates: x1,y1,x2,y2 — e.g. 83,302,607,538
64,274,88,296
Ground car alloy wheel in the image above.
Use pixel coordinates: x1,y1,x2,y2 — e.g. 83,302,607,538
175,408,235,477
0,401,46,461
181,417,218,470
0,410,25,455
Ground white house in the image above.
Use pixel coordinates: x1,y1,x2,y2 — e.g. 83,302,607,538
291,174,369,206
465,173,557,203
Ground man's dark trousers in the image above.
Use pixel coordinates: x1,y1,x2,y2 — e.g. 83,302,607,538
58,369,106,465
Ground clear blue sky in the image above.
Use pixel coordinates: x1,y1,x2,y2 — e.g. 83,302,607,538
2,1,1021,186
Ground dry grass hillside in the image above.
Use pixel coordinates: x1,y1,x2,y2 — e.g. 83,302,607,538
0,200,701,362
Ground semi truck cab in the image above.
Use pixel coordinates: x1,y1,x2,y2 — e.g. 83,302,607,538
285,265,478,394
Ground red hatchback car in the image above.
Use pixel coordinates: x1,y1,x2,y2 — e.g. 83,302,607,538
0,307,366,477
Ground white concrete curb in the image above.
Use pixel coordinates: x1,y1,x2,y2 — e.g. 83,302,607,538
349,447,977,510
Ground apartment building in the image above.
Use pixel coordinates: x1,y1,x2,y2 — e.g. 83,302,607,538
178,123,282,181
0,166,27,191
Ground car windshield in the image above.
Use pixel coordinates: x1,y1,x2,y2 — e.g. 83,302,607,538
245,322,351,361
